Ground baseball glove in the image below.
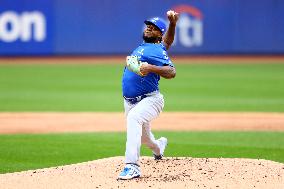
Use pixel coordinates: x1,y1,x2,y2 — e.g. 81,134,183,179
126,56,148,76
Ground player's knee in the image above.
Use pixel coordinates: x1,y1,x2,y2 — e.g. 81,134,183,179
127,111,144,125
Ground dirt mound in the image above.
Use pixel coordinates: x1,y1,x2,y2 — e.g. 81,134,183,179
1,157,283,189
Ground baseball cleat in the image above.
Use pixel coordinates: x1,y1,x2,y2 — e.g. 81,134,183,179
154,154,163,160
154,137,168,160
118,163,141,180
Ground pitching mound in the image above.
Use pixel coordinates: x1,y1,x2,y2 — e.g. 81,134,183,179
1,157,283,189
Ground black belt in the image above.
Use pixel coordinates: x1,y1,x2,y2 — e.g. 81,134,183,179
124,94,148,104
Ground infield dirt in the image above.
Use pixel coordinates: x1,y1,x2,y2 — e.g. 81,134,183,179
0,112,284,134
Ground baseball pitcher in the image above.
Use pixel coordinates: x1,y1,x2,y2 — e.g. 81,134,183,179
118,10,179,180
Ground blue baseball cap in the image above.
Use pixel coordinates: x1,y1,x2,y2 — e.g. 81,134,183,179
144,17,167,35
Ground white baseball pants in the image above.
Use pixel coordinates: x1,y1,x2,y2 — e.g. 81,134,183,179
124,92,164,165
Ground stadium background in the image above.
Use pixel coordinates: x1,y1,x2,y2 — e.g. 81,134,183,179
0,0,284,175
1,0,284,55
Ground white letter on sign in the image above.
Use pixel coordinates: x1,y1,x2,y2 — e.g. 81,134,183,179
0,11,21,42
0,11,46,42
21,11,46,42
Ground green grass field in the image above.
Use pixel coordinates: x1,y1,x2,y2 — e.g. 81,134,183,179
0,61,284,174
1,131,283,174
0,63,283,112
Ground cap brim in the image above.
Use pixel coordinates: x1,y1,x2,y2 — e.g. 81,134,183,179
144,20,153,25
144,20,163,34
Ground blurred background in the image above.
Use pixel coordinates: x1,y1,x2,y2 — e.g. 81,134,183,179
1,0,284,56
1,0,284,112
0,0,284,112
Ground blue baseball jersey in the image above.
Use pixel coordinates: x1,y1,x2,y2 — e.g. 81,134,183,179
122,42,174,98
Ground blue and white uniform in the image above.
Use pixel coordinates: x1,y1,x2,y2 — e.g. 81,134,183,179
122,42,174,98
121,42,174,165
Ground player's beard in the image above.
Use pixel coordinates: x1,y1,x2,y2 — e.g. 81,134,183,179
143,34,161,43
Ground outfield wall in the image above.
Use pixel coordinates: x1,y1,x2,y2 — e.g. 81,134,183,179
0,0,284,56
